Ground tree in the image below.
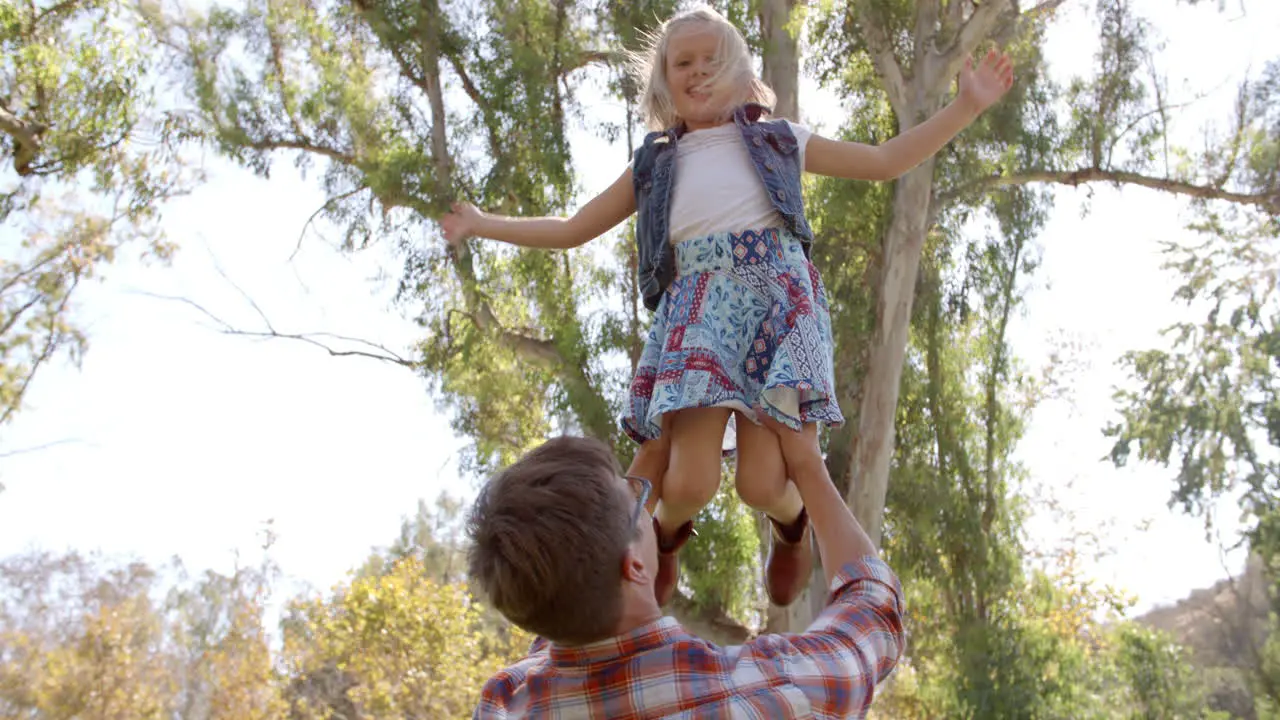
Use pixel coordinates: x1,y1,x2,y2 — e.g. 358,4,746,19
0,551,177,719
1107,182,1280,712
358,490,471,584
147,0,1277,649
0,0,197,449
165,554,286,720
0,548,288,720
0,540,532,719
803,0,1274,705
147,0,773,640
809,0,1278,558
281,556,530,720
1102,36,1278,711
1113,623,1219,720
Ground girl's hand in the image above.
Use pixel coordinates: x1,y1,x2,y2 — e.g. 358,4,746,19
958,48,1015,115
441,201,481,246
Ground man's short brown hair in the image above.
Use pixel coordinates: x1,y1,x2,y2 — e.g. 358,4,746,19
466,436,634,644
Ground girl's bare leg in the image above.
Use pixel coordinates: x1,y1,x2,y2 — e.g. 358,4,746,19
652,407,732,537
733,412,804,523
650,406,732,605
734,411,814,607
626,416,672,516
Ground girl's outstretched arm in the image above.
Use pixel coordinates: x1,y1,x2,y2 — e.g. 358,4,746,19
441,166,636,250
804,49,1014,182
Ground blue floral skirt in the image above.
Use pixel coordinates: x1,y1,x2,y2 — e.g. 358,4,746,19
620,227,844,446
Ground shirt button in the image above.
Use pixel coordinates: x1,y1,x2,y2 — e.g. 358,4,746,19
776,189,786,201
753,136,763,146
765,161,775,172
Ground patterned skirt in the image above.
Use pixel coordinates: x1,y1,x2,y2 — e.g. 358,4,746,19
620,227,844,446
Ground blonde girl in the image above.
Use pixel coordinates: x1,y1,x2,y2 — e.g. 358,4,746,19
442,5,1014,608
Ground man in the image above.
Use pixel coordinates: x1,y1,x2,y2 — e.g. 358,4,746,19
466,419,904,719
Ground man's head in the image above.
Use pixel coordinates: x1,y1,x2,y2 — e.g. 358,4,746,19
466,436,660,645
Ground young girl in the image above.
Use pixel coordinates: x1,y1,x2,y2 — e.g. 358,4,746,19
442,6,1013,609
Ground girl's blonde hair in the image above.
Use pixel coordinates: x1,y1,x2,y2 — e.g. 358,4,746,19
629,5,776,131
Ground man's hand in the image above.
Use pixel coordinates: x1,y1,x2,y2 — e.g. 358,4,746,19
757,412,825,481
757,410,879,584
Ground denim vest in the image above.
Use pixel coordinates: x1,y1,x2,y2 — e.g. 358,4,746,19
631,103,813,311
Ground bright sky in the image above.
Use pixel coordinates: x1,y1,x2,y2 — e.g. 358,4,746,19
0,0,1272,624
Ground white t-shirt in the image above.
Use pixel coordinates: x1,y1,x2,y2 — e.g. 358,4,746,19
668,120,811,245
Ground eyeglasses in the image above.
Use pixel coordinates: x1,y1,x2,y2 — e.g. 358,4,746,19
624,475,652,531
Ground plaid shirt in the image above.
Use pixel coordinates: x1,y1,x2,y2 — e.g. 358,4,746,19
474,557,905,719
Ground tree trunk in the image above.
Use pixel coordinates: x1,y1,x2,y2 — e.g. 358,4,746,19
757,0,811,634
668,592,752,646
837,0,1013,550
846,159,936,545
758,0,800,120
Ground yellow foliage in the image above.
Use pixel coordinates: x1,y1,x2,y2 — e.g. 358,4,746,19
1032,547,1133,652
868,663,934,720
202,598,287,720
281,556,532,720
0,552,530,720
0,595,175,720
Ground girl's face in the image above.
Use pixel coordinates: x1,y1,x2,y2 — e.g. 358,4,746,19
664,23,724,129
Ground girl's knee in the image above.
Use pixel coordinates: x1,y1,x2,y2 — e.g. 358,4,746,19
660,407,730,511
735,461,787,510
665,447,723,511
663,470,720,510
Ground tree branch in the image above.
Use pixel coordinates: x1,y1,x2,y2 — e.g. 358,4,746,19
0,244,65,297
246,137,356,166
0,437,82,460
936,0,1015,90
939,167,1280,213
459,307,567,366
982,230,1024,538
208,249,277,333
944,0,966,32
139,291,418,368
0,277,77,428
406,5,599,416
0,101,47,176
32,0,79,27
418,1,450,196
265,18,308,141
215,0,615,442
1105,91,1213,170
444,55,486,113
443,53,503,159
1213,80,1251,190
948,0,1009,59
993,0,1068,48
853,0,912,121
913,0,942,74
1021,0,1069,22
290,187,367,261
140,287,586,411
0,294,44,338
565,49,620,73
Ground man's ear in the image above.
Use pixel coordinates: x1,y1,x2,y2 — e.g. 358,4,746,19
620,545,650,584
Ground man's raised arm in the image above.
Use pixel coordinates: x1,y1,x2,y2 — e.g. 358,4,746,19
752,419,906,718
